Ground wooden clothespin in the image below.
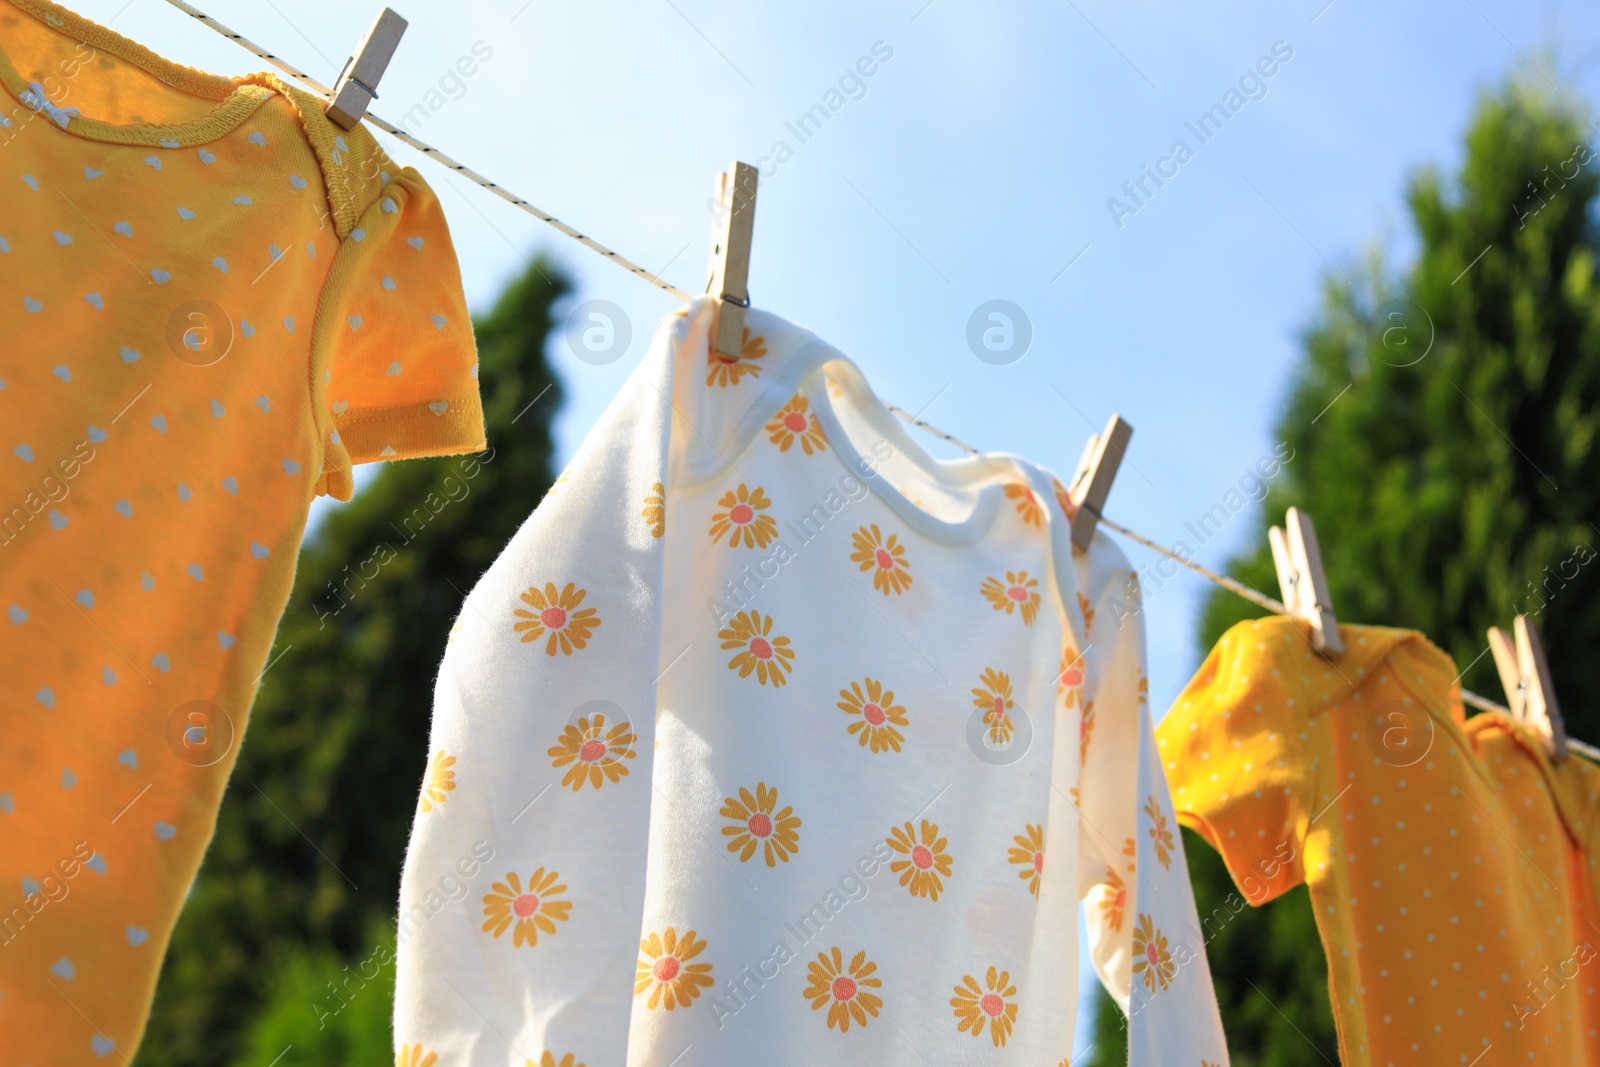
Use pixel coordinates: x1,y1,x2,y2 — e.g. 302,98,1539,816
1067,414,1133,553
1488,615,1568,759
705,161,758,360
326,9,409,129
1269,507,1344,655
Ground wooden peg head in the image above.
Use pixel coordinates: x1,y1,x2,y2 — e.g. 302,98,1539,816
1487,626,1524,719
1268,525,1299,613
706,161,758,359
327,8,409,130
1517,615,1569,759
1269,507,1343,655
1068,415,1132,553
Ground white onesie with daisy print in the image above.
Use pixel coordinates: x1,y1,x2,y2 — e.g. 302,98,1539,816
393,297,1230,1067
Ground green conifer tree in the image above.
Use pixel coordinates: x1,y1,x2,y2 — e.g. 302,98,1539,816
1090,75,1600,1066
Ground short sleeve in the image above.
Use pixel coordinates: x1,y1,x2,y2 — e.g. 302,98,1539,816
1155,618,1317,905
310,167,484,499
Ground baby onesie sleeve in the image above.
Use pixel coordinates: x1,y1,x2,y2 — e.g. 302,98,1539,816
1155,618,1318,905
391,303,696,1066
309,165,484,500
1071,539,1146,1004
1072,535,1231,1063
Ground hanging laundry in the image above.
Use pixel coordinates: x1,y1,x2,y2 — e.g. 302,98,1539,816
1158,617,1600,1066
0,1,484,1061
393,297,1230,1065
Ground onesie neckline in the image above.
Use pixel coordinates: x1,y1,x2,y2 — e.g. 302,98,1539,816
0,0,272,147
803,358,1004,547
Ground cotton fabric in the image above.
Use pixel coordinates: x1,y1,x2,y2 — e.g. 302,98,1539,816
1159,617,1600,1066
0,1,482,1060
395,298,1228,1065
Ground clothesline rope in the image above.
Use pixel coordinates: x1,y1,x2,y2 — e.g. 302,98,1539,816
158,0,693,301
160,0,1600,764
1093,513,1585,745
889,405,1282,611
885,407,1600,763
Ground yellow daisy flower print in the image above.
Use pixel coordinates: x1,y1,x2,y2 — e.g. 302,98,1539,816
636,927,714,1009
766,393,828,454
548,711,637,791
481,868,571,948
513,582,601,656
642,482,666,538
850,524,912,595
837,676,908,753
1078,591,1095,635
1007,823,1044,897
419,751,456,813
527,1055,584,1067
971,667,1015,745
1146,795,1174,871
706,326,767,387
886,819,953,901
1132,913,1175,993
1004,482,1045,526
804,947,883,1032
721,783,801,866
951,966,1019,1047
1097,866,1127,932
719,610,794,686
709,483,778,548
981,571,1040,626
396,1046,437,1067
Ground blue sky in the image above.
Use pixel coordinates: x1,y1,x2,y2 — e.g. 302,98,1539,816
65,0,1600,1053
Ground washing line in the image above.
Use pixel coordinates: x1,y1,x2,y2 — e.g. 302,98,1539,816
912,417,1599,758
158,0,1600,762
160,0,691,300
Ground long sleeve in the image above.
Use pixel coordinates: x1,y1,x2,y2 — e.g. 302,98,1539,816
392,307,691,1062
1074,537,1231,1064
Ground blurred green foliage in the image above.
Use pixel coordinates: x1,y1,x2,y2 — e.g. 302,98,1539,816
234,923,397,1067
1090,74,1600,1065
141,256,568,1065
